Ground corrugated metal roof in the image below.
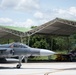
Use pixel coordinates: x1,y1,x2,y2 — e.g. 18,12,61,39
0,18,76,38
28,18,76,36
1,26,31,32
0,26,32,37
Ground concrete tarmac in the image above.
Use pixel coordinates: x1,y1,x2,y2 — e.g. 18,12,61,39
0,62,76,75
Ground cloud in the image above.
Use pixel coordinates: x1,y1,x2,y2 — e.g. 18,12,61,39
55,9,66,14
24,19,35,27
55,7,76,16
53,7,76,20
0,0,40,11
0,17,36,27
0,18,13,25
68,7,76,16
14,19,35,27
34,11,44,19
15,0,39,11
0,0,19,9
33,7,76,26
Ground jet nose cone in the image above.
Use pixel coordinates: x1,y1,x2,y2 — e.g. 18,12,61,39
40,49,55,56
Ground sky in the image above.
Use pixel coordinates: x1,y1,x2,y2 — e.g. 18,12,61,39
0,0,76,27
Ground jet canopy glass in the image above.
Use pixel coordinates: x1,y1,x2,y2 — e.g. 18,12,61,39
10,42,30,48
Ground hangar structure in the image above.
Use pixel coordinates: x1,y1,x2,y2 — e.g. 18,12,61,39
0,17,76,42
0,17,76,62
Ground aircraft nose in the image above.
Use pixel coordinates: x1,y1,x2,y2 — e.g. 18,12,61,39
40,49,55,56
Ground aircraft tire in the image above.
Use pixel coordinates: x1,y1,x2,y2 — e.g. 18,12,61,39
16,64,21,69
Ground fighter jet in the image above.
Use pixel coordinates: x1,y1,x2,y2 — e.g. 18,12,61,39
0,42,55,68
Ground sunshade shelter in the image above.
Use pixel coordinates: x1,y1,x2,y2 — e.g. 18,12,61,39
0,18,76,42
1,18,76,62
28,18,76,36
0,26,31,38
0,26,31,43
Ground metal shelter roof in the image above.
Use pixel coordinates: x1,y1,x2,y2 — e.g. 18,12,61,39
0,18,76,38
0,26,31,38
28,18,76,36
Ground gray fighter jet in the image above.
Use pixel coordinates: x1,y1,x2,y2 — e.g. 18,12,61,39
0,42,55,68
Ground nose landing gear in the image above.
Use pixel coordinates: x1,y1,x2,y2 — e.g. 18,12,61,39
16,64,21,69
16,56,24,69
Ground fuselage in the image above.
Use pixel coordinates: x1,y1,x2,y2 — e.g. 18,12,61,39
0,42,55,58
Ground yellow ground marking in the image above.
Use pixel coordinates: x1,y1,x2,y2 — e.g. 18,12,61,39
44,69,64,75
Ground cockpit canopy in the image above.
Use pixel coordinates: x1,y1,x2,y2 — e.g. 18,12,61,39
10,42,30,48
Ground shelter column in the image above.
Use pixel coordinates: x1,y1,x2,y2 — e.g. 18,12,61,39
20,36,23,43
51,36,53,50
67,36,70,53
28,35,30,46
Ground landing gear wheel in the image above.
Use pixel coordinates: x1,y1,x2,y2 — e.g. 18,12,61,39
16,64,21,69
16,56,24,69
